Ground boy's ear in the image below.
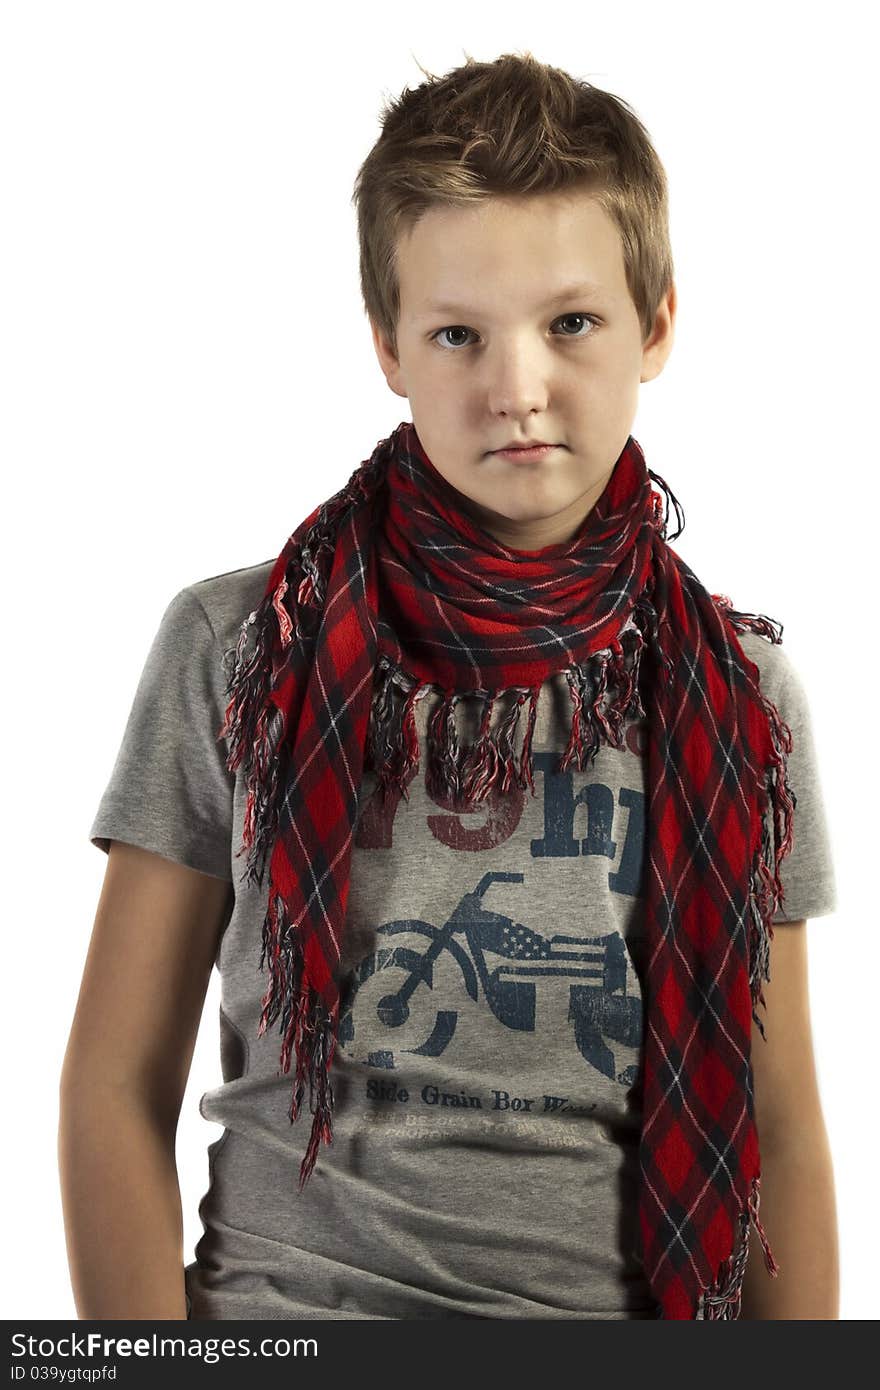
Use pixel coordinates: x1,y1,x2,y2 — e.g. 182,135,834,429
370,318,407,399
640,281,676,384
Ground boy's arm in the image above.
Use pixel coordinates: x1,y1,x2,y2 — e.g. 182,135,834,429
59,842,233,1319
738,919,840,1319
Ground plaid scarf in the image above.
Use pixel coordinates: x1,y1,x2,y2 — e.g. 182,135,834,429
218,420,793,1320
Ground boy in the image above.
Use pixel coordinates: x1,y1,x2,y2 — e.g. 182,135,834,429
59,51,838,1321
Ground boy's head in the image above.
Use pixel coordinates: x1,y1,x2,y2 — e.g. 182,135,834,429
354,51,676,550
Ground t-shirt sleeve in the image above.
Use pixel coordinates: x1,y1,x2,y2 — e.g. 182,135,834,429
88,586,235,881
768,651,837,924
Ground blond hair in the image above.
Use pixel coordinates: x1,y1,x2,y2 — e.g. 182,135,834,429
352,49,675,357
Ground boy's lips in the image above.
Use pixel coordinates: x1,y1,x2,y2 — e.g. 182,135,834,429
493,438,556,450
492,443,561,461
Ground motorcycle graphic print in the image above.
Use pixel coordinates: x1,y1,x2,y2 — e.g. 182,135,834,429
337,870,643,1088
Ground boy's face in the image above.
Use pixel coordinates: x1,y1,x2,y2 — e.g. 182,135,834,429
371,189,676,550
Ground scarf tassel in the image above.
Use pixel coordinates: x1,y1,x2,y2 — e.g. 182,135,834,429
366,622,649,812
425,687,542,808
367,658,425,805
696,1174,779,1319
748,684,797,1036
220,574,309,890
257,885,337,1190
560,622,650,775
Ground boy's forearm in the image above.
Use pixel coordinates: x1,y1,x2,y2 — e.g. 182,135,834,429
738,1124,839,1319
58,1084,189,1320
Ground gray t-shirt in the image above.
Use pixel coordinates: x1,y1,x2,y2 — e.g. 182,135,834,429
88,560,837,1321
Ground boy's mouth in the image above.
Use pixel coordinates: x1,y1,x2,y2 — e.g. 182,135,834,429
492,443,560,461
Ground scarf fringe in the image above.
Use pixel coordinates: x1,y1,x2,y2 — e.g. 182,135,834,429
366,657,426,805
257,884,337,1190
719,596,797,1036
218,600,289,890
694,1174,780,1319
366,619,649,811
748,729,796,1041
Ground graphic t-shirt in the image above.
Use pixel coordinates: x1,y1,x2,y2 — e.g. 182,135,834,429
88,560,838,1321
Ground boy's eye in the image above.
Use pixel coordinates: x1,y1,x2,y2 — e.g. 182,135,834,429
430,313,600,350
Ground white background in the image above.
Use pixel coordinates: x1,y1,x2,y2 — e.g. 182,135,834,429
3,0,876,1321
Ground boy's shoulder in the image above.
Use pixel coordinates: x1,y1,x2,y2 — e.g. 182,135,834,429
182,558,277,648
733,626,802,706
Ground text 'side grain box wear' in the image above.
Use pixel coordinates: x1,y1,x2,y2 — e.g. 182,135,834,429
89,434,837,1321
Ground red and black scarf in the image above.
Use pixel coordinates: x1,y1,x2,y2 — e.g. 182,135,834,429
218,420,792,1320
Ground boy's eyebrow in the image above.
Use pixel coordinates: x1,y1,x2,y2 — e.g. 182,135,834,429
413,281,613,318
